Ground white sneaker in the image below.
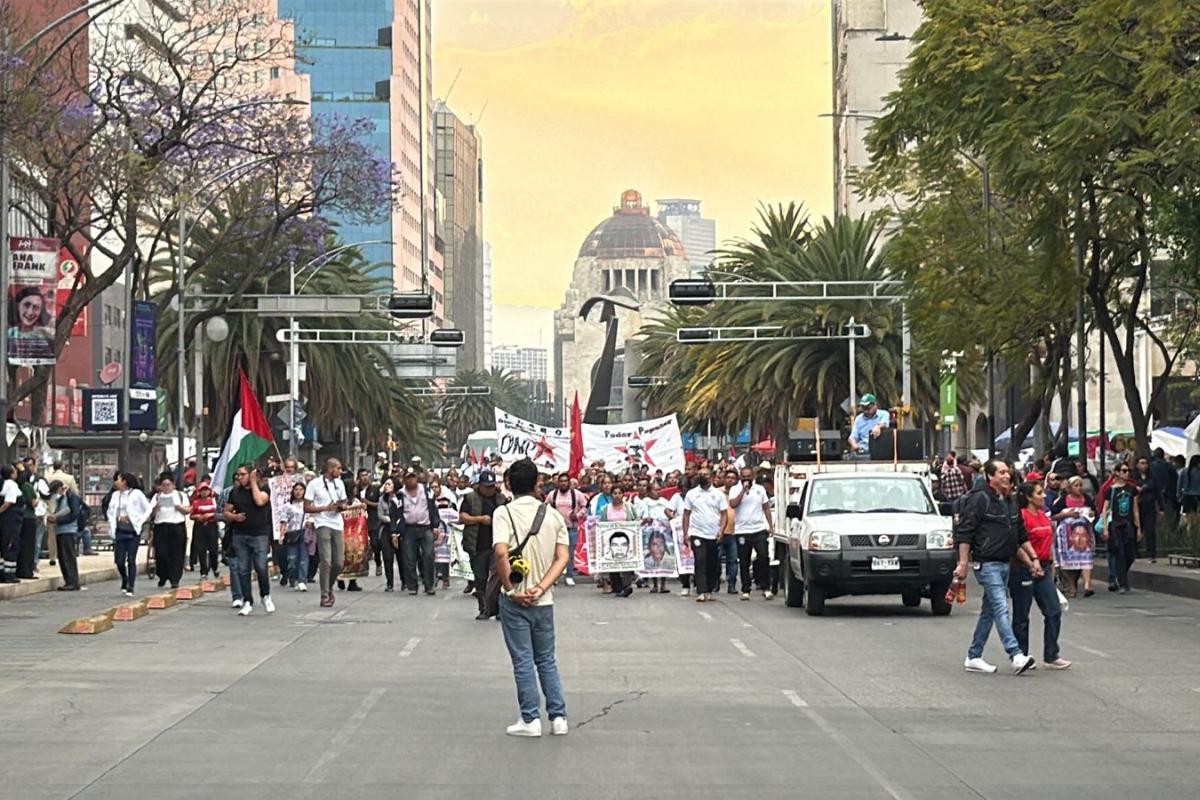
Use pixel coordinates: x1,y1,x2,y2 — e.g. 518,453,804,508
964,657,997,673
551,717,568,736
565,577,576,587
679,588,691,597
296,582,307,593
263,596,275,614
506,718,542,737
763,591,775,600
740,592,751,601
1011,654,1036,675
122,589,131,597
231,599,243,609
239,602,253,617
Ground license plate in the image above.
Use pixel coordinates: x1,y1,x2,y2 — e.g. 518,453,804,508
871,557,900,571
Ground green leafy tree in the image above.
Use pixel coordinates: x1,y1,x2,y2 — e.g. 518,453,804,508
865,0,1200,453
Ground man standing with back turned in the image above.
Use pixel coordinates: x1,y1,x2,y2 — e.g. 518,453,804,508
494,458,571,738
953,459,1039,675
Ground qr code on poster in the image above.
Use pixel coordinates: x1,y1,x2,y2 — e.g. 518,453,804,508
92,397,118,425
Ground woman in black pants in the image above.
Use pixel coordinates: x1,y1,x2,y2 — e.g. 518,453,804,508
149,473,190,589
16,468,38,579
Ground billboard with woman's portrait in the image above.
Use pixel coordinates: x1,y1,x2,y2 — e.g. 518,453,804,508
6,237,58,366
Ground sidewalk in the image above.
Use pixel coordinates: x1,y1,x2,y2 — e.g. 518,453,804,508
0,550,149,602
1094,557,1200,602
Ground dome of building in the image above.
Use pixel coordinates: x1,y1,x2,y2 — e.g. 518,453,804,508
577,189,686,260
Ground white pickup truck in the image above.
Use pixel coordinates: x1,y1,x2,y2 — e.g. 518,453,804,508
771,463,956,616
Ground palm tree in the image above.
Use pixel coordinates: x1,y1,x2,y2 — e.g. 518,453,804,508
440,368,527,454
151,211,436,458
637,208,983,449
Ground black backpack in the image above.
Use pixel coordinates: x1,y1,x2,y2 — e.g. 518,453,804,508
76,494,91,527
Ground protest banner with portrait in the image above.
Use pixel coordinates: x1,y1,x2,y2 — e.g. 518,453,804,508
637,520,678,577
448,522,474,581
671,518,695,575
434,506,457,565
594,521,643,573
268,475,295,539
340,506,369,578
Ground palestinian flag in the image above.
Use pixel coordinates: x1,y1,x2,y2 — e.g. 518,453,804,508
212,369,274,489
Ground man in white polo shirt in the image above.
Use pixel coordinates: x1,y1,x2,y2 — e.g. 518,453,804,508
304,458,348,608
682,466,729,603
729,466,774,601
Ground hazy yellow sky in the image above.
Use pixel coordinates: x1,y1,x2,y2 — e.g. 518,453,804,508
434,0,832,309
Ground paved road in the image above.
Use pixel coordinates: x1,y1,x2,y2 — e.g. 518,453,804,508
4,576,1200,799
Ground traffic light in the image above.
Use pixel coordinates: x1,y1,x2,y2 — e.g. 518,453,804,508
388,293,434,319
429,328,465,348
669,278,716,306
677,327,715,343
627,375,653,388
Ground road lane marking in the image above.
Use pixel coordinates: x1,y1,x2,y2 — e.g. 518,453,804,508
1131,609,1154,615
1061,638,1109,658
730,638,756,658
303,688,386,784
698,611,714,621
398,637,421,658
800,704,913,800
781,689,808,708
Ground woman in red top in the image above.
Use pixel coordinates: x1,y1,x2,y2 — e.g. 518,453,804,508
1010,481,1071,669
189,482,220,579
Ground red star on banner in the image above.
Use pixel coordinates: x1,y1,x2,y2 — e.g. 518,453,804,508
616,433,657,467
533,434,556,463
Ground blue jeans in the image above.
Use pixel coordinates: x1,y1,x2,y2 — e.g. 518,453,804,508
233,534,270,603
1008,563,1061,661
968,561,1021,660
499,596,566,723
227,554,244,602
285,538,310,586
80,526,93,553
565,526,578,577
114,537,139,592
719,534,738,589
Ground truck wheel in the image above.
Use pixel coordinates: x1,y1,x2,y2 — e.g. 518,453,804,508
784,557,805,608
930,580,953,616
901,589,921,608
804,582,826,616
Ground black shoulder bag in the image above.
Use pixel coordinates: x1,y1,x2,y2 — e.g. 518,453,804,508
483,504,548,619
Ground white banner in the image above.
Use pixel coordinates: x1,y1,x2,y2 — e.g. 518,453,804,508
594,521,643,573
494,409,571,472
581,413,686,473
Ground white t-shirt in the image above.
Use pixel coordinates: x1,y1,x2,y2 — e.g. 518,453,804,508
1,479,20,506
151,490,187,524
683,486,729,540
33,478,50,518
729,482,770,534
635,496,671,523
495,495,569,607
667,493,685,519
305,476,347,531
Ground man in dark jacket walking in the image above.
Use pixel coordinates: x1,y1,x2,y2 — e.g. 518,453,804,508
396,467,442,596
459,470,507,618
953,459,1040,675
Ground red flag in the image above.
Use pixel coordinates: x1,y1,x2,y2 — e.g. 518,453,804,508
569,391,584,478
469,445,477,465
729,445,736,459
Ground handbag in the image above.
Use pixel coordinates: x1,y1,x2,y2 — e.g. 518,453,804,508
483,504,548,618
283,529,304,545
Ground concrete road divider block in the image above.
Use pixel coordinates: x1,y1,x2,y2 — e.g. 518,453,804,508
59,615,114,635
113,600,149,621
98,606,122,622
175,584,206,600
201,578,226,593
146,591,178,609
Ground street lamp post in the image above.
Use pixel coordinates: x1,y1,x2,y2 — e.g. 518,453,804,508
286,239,391,457
0,0,126,465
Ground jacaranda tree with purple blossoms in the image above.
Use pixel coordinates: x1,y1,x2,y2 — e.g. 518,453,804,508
0,0,402,412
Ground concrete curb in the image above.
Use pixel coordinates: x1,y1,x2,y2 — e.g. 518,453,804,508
0,564,122,602
1093,562,1200,603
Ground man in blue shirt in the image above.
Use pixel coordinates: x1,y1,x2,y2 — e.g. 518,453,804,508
848,393,890,456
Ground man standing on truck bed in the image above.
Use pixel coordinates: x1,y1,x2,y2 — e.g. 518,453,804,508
953,459,1040,675
847,394,889,457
